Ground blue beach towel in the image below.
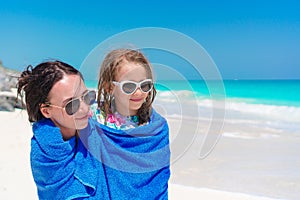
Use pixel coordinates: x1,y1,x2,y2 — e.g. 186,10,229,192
80,108,171,199
30,109,170,199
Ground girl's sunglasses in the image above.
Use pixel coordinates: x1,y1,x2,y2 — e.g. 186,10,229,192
112,79,153,95
44,90,96,115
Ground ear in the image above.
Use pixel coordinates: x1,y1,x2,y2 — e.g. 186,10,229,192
40,104,52,118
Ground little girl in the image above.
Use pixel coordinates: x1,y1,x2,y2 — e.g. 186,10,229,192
92,48,157,129
87,48,170,199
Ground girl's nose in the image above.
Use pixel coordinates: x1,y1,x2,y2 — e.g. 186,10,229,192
133,87,143,95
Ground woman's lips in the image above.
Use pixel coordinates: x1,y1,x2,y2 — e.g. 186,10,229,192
76,114,89,120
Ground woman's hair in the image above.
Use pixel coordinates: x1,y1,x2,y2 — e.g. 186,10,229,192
17,60,83,122
97,48,157,125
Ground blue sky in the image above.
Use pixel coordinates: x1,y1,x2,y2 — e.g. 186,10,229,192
1,0,300,79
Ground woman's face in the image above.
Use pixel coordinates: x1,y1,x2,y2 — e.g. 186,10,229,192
41,74,90,139
112,62,150,116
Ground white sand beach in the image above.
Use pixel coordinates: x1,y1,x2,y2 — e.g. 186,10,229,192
0,109,296,199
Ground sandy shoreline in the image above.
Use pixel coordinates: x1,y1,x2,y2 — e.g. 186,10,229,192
0,109,292,199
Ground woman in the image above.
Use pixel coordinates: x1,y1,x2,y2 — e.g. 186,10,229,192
17,60,109,199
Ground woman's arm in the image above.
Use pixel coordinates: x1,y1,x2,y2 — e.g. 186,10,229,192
30,119,98,200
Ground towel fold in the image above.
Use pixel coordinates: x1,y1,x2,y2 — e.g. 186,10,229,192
31,119,109,200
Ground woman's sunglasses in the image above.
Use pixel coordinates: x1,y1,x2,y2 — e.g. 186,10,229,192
44,90,96,115
112,79,153,95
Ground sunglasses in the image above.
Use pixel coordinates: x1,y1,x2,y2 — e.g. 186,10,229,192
45,90,96,115
112,79,153,95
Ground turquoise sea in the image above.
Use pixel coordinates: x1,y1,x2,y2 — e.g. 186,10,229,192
155,80,300,107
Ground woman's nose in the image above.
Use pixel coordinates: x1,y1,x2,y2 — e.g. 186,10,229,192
79,99,90,113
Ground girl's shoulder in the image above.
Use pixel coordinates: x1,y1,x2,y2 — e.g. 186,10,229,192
90,102,106,125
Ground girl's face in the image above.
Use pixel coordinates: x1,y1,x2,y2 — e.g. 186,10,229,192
40,74,90,140
112,62,150,116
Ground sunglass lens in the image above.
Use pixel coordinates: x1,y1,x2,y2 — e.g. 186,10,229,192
141,81,152,92
84,91,96,105
122,82,137,94
65,99,80,115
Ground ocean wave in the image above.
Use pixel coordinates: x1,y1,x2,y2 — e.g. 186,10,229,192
155,90,300,134
226,100,300,123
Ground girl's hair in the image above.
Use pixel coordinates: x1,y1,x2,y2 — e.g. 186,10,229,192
97,49,157,125
17,60,83,122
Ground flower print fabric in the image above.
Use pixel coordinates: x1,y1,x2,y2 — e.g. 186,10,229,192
90,102,141,130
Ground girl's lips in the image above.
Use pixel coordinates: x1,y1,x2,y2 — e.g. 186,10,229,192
130,98,143,102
